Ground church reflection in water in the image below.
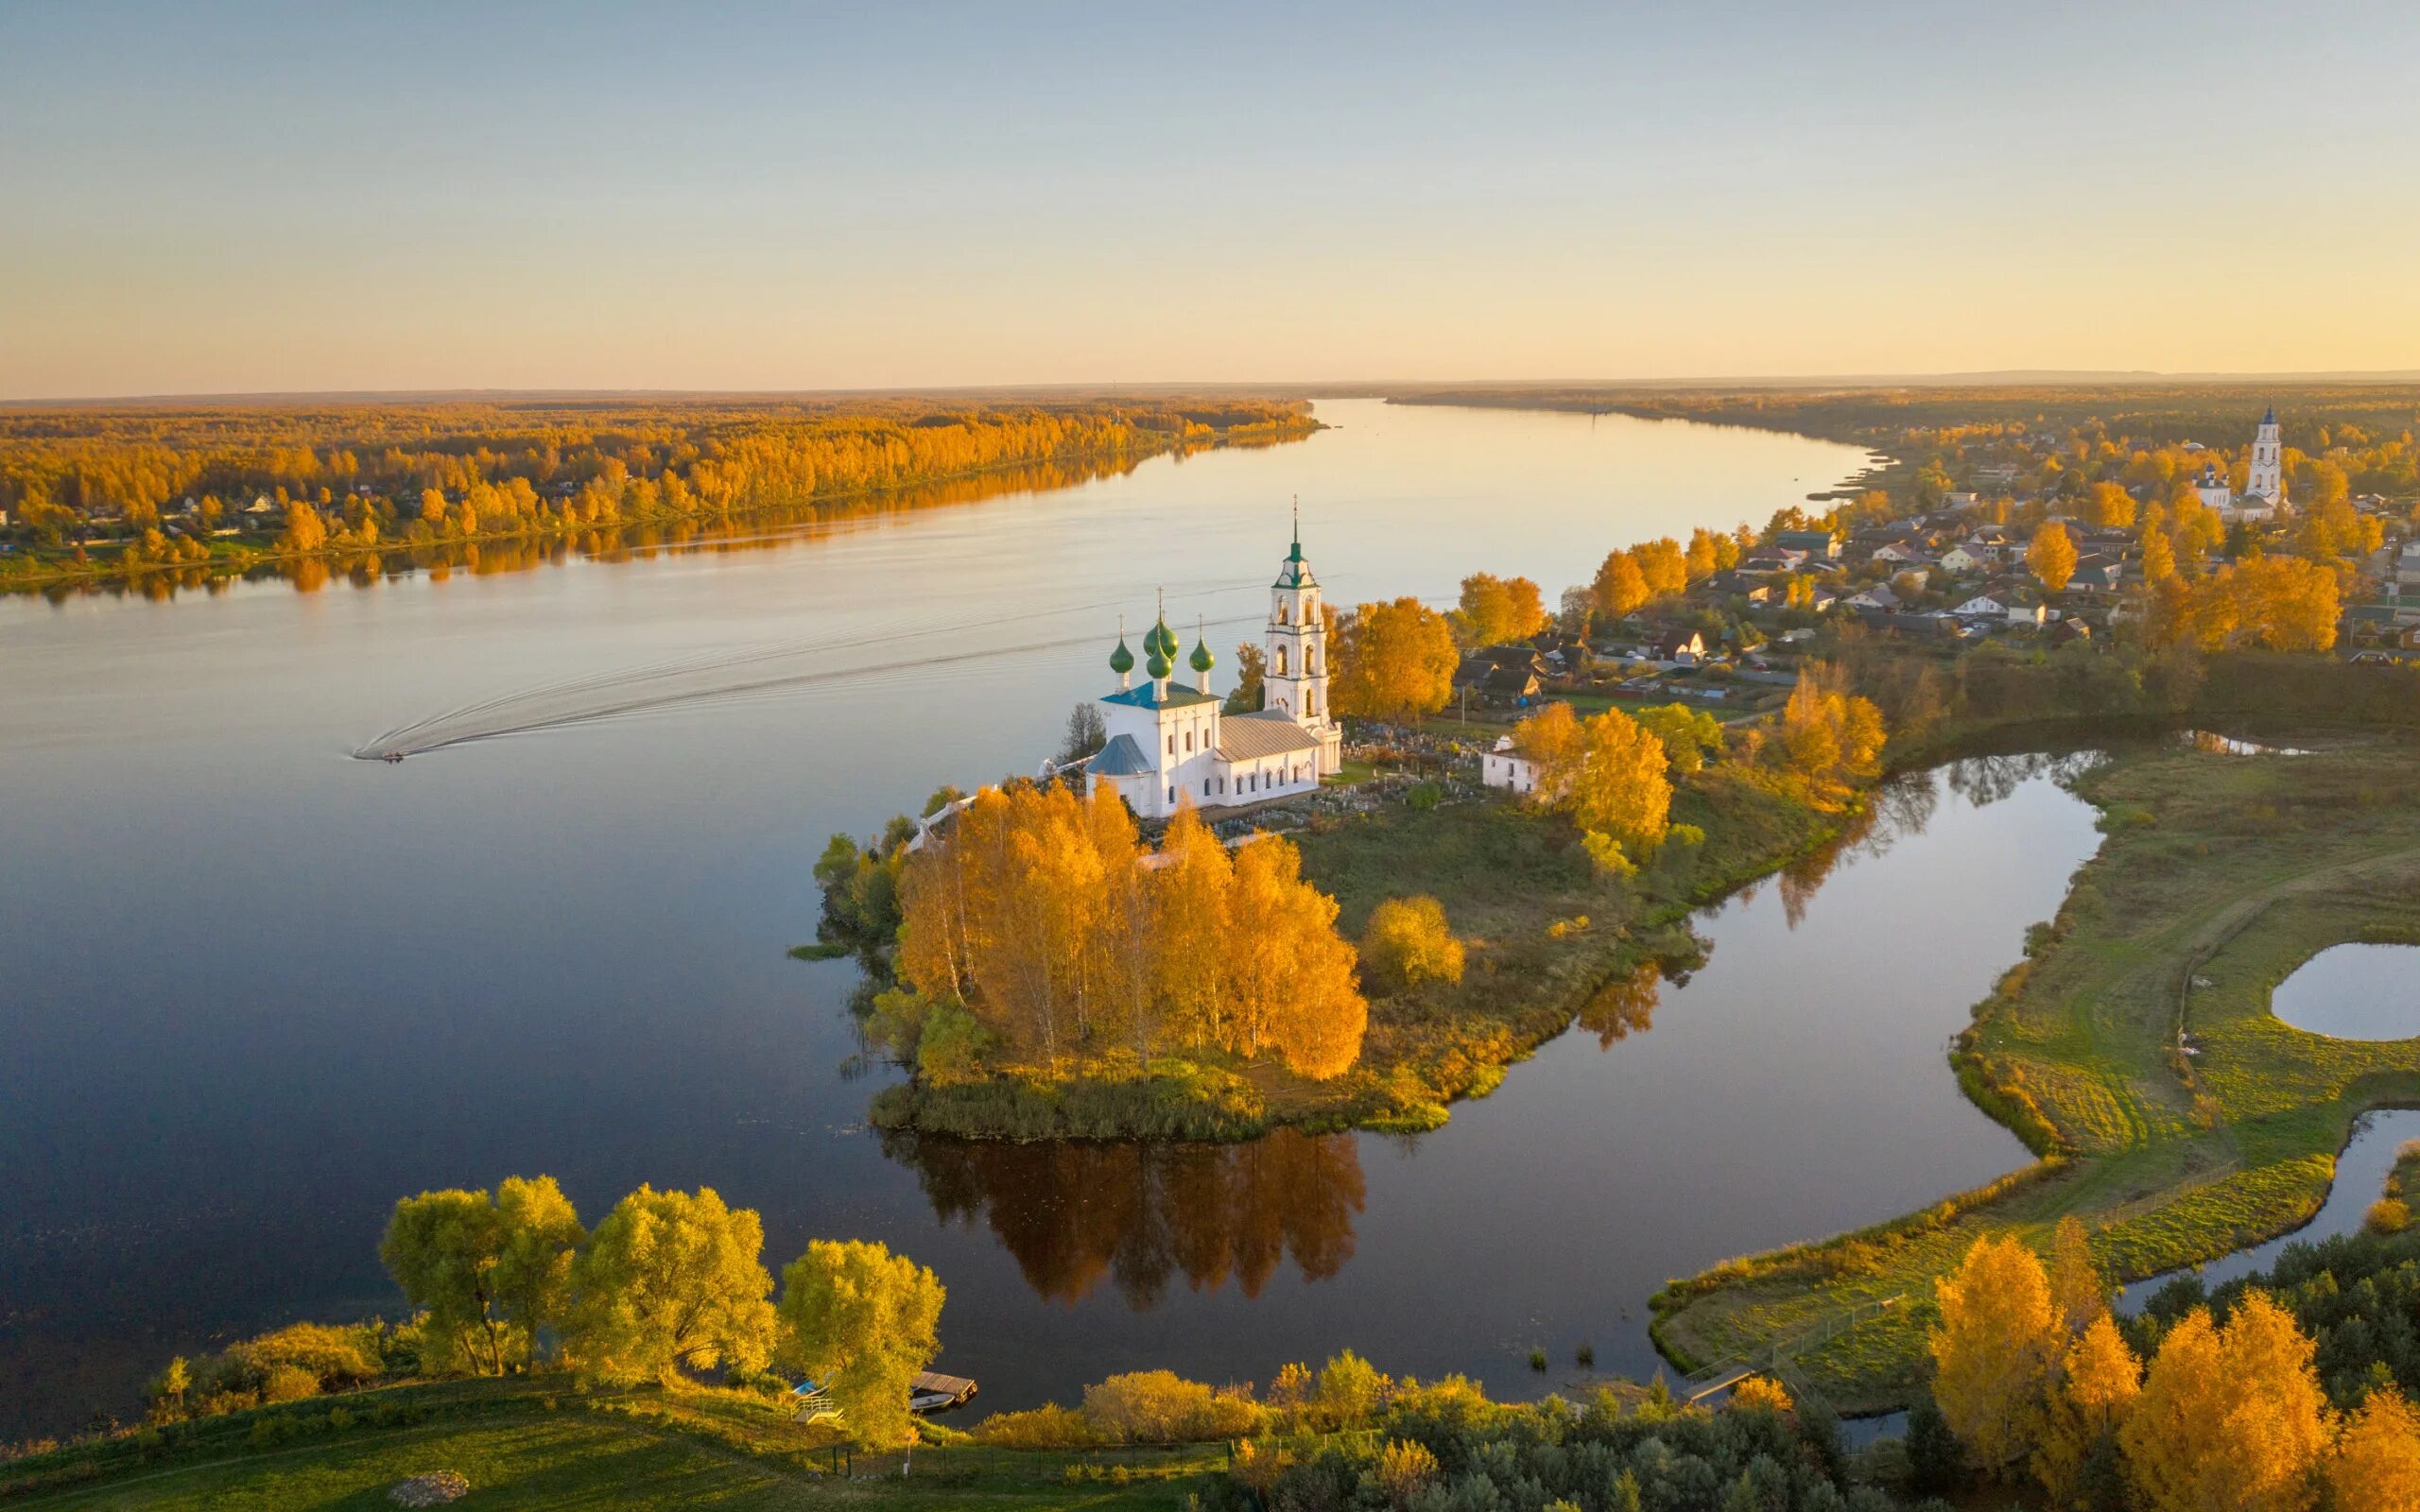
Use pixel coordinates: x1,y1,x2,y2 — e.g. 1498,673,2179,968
882,1127,1365,1308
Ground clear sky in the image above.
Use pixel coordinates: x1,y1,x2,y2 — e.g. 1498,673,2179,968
5,1,2418,398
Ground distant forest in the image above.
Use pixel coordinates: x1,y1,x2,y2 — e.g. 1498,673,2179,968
1392,384,2420,502
0,395,1318,590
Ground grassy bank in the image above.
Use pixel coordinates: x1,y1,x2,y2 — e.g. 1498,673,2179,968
873,768,1845,1142
0,1377,1221,1510
1651,733,2420,1410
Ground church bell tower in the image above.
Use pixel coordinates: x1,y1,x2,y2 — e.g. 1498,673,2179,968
2246,404,2286,506
1265,508,1330,729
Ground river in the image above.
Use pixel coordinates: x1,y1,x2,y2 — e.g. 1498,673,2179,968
0,399,2098,1438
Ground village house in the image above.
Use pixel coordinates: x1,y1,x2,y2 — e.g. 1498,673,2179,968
1651,627,1709,666
1480,734,1540,795
2067,554,2124,593
1769,528,1841,560
1453,644,1550,706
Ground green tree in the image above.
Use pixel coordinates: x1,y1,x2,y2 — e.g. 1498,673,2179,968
777,1239,946,1449
381,1189,510,1374
569,1185,776,1383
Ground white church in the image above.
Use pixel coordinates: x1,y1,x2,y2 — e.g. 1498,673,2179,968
2192,405,2290,524
1083,527,1344,819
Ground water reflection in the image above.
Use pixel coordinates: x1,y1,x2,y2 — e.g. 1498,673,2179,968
884,1128,1364,1309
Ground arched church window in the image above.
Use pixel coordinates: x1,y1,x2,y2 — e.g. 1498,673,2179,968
1184,730,1193,752
1277,601,1289,625
1275,646,1288,676
1167,734,1175,756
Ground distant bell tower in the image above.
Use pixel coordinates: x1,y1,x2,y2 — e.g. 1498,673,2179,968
1265,506,1330,726
2247,404,2286,505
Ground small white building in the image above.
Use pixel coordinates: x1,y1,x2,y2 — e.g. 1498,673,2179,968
1084,527,1345,820
1480,734,1539,795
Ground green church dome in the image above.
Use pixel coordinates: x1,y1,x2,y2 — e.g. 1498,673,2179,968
1189,638,1215,674
1109,636,1134,675
1146,647,1172,679
1146,616,1176,659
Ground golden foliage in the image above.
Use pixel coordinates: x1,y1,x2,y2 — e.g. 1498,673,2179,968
2033,1314,2140,1506
898,786,1366,1079
2166,555,2342,653
1374,1438,1443,1507
2047,1215,2111,1336
2119,1294,2329,1512
1591,549,1650,619
1453,572,1549,648
1515,702,1671,870
2325,1389,2420,1512
1928,1234,2063,1470
1360,895,1466,994
2030,520,2080,592
1333,597,1461,723
1730,1375,1793,1416
1776,662,1886,800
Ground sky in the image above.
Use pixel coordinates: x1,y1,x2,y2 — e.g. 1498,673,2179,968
5,0,2419,399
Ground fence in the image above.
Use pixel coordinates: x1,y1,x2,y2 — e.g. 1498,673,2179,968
1675,1292,1908,1416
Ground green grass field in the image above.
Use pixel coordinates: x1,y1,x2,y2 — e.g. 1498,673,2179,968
1651,733,2420,1410
3,1381,1220,1510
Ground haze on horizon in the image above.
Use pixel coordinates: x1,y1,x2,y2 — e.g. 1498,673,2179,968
5,0,2418,402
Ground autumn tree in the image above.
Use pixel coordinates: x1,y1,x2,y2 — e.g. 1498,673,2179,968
2118,1294,2329,1512
1226,836,1367,1078
2083,481,2137,531
895,789,1365,1079
380,1176,585,1376
2030,520,2080,592
280,500,327,553
1332,597,1459,724
2033,1314,2140,1508
777,1239,944,1449
2047,1215,2110,1337
1632,701,1724,775
568,1185,777,1383
1592,549,1649,620
1453,572,1549,648
2138,504,2177,585
1776,662,1886,800
2325,1388,2420,1512
1522,702,1670,873
1931,1235,2065,1473
1360,896,1465,994
1632,538,1689,599
1227,642,1267,713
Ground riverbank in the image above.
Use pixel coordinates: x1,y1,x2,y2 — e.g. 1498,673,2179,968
1651,730,2420,1411
0,1376,1222,1509
0,422,1319,599
867,765,1848,1142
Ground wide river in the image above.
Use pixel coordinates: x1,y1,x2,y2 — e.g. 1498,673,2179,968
0,399,2103,1438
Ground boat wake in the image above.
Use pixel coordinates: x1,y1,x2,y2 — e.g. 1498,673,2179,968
352,586,1267,761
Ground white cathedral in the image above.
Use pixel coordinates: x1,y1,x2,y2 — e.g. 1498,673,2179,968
1083,526,1344,819
2192,405,2290,524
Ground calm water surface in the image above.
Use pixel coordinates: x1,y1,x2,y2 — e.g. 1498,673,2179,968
2270,944,2420,1040
0,401,2097,1436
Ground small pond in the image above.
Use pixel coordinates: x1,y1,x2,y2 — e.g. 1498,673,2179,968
2272,943,2420,1040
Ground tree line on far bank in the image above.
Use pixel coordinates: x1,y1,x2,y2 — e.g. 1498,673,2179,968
146,1177,945,1450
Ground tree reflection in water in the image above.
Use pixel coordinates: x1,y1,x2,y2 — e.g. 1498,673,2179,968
882,1127,1364,1309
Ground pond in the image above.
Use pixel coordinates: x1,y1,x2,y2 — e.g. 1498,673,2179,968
2271,943,2420,1040
0,398,2103,1438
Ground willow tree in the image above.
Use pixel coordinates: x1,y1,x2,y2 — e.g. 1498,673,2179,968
567,1185,775,1383
778,1239,945,1449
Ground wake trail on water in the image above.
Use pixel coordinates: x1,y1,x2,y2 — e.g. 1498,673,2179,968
352,584,1269,761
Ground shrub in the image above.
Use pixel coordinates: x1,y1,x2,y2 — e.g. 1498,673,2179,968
1359,896,1466,994
1080,1371,1264,1443
1370,1438,1440,1506
227,1322,384,1391
1313,1350,1392,1428
974,1402,1097,1450
2364,1198,2410,1234
259,1366,320,1404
